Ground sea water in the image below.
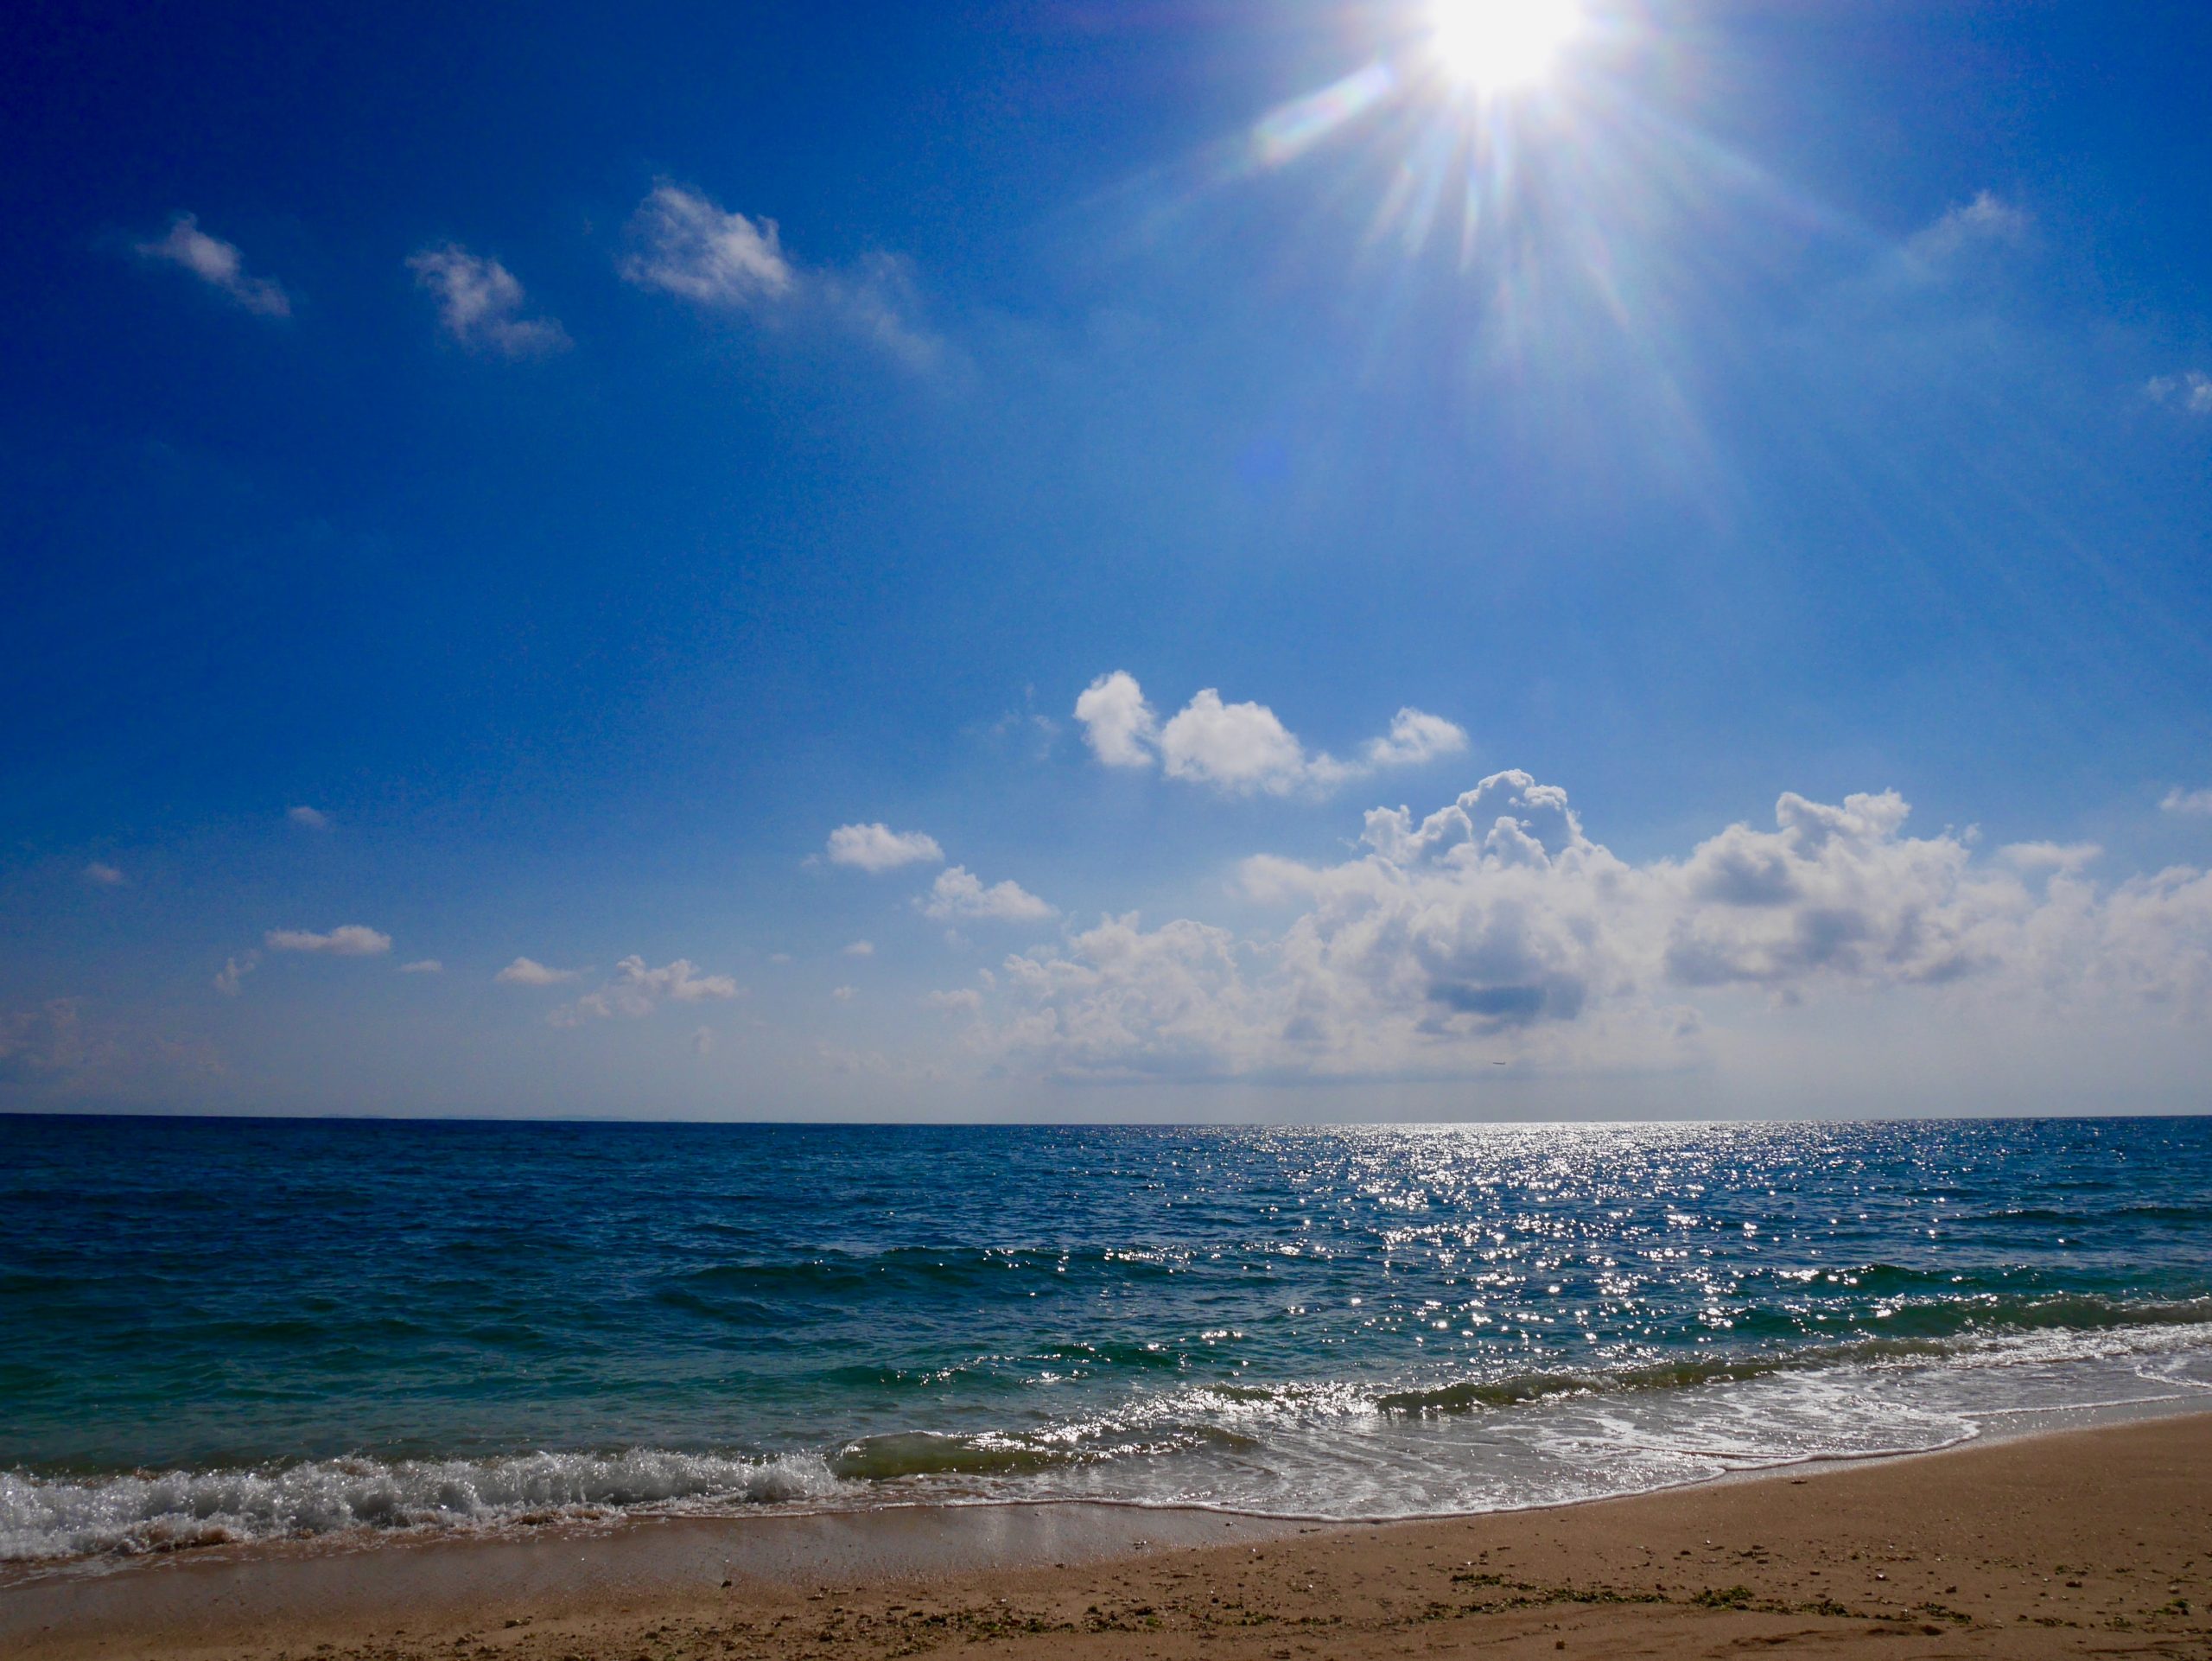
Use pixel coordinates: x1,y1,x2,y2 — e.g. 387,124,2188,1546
3,1116,2209,1565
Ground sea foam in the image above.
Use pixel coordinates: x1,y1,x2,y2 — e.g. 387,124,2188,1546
0,1448,841,1562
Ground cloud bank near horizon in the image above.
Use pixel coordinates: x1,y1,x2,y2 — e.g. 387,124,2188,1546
933,770,2212,1085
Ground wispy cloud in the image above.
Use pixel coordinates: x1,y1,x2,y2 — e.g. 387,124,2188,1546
0,1000,86,1078
287,805,331,830
213,952,258,996
408,245,570,358
825,823,944,873
620,183,795,307
264,925,391,956
842,939,876,958
399,959,443,974
82,862,126,888
1073,671,1468,797
134,214,292,316
2145,372,2212,416
620,181,938,366
1907,190,2030,264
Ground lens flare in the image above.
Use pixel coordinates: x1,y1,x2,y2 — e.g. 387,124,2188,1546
1429,0,1586,94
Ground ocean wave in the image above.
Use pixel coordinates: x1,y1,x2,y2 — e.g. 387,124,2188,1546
8,1312,2209,1567
1375,1311,2212,1416
0,1448,841,1563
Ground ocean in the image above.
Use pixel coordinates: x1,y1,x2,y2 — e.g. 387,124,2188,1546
3,1115,2209,1568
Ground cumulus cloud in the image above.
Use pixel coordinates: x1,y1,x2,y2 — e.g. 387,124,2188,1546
925,987,982,1014
825,823,944,873
620,181,936,365
288,805,331,829
550,956,743,1026
1073,671,1158,767
496,956,582,986
213,952,258,997
82,862,125,887
399,959,443,974
264,925,391,957
920,866,1057,924
1908,190,2029,263
1160,690,1329,794
407,245,570,358
2164,786,2212,817
2146,372,2212,415
961,770,2212,1082
134,214,292,316
1363,708,1471,769
1072,671,1466,797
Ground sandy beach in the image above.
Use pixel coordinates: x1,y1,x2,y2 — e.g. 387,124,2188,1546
7,1411,2209,1660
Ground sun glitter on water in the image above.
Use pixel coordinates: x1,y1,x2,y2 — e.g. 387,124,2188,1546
1427,0,1586,95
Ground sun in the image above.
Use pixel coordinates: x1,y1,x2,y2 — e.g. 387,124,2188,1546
1427,0,1586,96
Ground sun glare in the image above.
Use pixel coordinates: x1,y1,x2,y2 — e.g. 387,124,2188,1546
1428,0,1586,95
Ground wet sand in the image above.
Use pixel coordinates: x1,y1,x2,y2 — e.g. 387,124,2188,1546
8,1412,2209,1659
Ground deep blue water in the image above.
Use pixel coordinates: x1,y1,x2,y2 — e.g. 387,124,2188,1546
3,1115,2210,1562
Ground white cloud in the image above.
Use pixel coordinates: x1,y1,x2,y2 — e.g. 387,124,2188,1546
550,956,743,1026
1908,191,2029,263
620,183,795,307
1160,689,1337,794
1363,708,1471,769
1998,842,2102,875
2146,372,2212,415
920,866,1057,924
264,925,391,957
399,959,443,974
496,956,582,986
825,823,944,873
925,988,982,1014
1073,671,1159,767
831,984,857,1002
842,939,876,958
213,952,258,997
287,805,331,829
82,862,125,888
619,181,936,366
134,214,291,316
1072,671,1466,797
963,770,2212,1082
619,956,741,1002
407,245,570,358
2164,786,2212,817
692,1025,716,1055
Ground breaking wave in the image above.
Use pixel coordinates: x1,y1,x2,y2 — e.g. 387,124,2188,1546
0,1448,840,1563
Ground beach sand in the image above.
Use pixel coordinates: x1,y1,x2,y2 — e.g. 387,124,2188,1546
8,1412,2209,1659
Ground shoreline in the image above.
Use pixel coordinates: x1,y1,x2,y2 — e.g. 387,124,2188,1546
9,1409,2209,1659
9,1338,2202,1582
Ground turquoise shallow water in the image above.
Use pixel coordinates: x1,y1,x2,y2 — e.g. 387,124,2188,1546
3,1115,2209,1562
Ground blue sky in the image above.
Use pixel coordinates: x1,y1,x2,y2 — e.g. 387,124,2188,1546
3,0,2209,1119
